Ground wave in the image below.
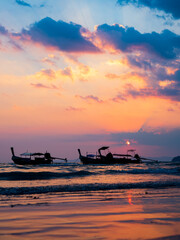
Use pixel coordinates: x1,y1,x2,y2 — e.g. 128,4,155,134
0,170,95,181
0,180,180,195
104,168,180,175
0,166,179,181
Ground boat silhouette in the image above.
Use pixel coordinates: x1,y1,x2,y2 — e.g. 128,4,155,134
11,147,67,165
78,146,142,164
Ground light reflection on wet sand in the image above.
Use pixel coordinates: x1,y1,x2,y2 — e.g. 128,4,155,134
0,189,180,240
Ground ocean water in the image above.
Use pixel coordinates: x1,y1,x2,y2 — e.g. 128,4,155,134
0,161,180,203
0,161,180,239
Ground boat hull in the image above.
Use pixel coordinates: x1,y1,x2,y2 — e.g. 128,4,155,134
12,156,52,165
80,156,141,165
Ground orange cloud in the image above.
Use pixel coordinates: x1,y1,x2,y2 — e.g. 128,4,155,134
41,54,59,66
39,69,56,80
105,73,121,79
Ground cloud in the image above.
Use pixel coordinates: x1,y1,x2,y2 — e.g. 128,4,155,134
60,67,73,80
34,67,73,81
30,83,58,89
76,95,104,103
0,25,8,35
65,106,84,112
117,0,180,19
113,82,180,102
20,17,100,53
155,68,180,85
38,69,56,80
109,128,180,148
126,55,153,70
158,87,180,101
15,0,32,7
112,93,127,102
41,54,59,66
0,24,23,51
95,24,180,59
105,73,121,79
169,69,180,82
31,64,92,83
4,18,180,61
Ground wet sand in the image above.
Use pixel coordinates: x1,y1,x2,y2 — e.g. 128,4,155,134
0,189,180,240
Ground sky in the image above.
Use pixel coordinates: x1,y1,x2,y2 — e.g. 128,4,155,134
0,0,180,161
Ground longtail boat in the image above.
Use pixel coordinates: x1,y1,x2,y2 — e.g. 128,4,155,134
78,146,142,165
11,147,67,165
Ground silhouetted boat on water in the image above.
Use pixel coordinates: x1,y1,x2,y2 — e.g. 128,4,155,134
11,147,67,165
78,146,158,165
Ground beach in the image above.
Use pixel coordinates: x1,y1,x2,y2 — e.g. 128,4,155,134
0,162,180,239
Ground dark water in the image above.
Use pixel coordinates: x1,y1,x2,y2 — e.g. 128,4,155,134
0,161,179,197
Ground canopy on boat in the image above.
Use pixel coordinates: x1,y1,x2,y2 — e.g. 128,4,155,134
98,146,109,151
20,152,44,156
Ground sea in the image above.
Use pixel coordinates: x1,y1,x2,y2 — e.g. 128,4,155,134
0,161,180,239
0,160,180,204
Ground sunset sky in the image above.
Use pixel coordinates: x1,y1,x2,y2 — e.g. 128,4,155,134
0,0,180,161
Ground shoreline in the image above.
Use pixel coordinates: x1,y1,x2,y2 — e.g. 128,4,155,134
0,188,180,239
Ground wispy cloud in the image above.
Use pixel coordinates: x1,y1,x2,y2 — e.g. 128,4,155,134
0,24,22,51
41,54,59,66
60,67,73,80
76,95,104,103
38,69,56,80
31,83,58,89
65,106,84,112
105,73,121,79
15,0,32,8
111,93,127,102
113,81,180,102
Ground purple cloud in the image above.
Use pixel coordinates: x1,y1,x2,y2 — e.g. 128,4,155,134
31,83,58,89
154,68,180,86
61,67,73,80
76,95,104,103
20,17,100,53
95,24,180,59
65,106,84,112
0,24,23,51
169,69,180,82
112,93,127,102
117,0,180,19
109,128,180,148
40,69,56,80
113,82,180,102
127,55,153,71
